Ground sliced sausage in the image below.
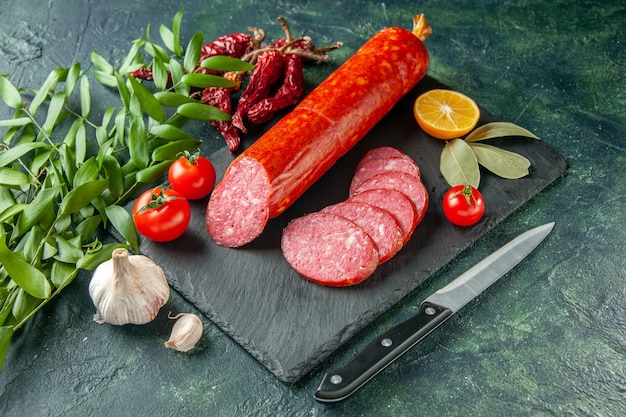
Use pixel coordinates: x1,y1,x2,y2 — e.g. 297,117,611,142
321,201,404,264
349,188,418,244
207,19,431,247
359,146,416,163
281,212,379,286
350,156,421,194
351,171,429,224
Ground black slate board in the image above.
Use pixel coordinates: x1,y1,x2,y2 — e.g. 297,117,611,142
129,76,567,383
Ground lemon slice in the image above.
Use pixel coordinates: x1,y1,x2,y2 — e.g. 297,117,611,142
414,89,480,139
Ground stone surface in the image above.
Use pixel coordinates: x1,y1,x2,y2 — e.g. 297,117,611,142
0,0,625,416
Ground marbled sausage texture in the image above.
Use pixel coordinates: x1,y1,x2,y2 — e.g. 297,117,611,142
207,25,429,247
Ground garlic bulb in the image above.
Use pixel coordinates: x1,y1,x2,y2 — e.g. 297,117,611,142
89,248,169,325
165,313,203,352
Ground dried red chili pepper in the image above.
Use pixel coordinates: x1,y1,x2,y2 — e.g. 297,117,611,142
201,87,241,153
200,32,256,60
231,49,285,132
196,30,264,75
247,53,304,124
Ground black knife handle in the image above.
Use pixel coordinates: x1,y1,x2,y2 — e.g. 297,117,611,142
314,302,452,403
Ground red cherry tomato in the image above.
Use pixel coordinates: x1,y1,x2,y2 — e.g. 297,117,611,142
132,187,191,242
442,184,485,226
167,151,216,200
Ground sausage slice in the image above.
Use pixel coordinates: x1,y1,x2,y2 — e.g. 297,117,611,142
349,188,419,244
351,171,429,224
281,212,379,286
350,156,421,194
321,201,404,264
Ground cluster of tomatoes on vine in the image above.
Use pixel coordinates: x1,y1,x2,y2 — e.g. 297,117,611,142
132,151,216,242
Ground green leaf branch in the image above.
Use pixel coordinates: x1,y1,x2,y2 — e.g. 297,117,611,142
440,121,541,188
0,9,248,372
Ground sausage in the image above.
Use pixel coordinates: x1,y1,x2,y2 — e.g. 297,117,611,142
351,171,429,224
321,201,404,264
349,188,418,244
206,15,431,247
359,146,416,163
281,212,379,286
349,156,421,194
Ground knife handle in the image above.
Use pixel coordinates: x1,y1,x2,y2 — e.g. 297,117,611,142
314,302,452,403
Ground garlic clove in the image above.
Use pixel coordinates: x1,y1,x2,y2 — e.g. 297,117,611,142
89,248,169,326
165,313,203,352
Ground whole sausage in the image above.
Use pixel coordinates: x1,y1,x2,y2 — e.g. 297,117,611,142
207,15,432,247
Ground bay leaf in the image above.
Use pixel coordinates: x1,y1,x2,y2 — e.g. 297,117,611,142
469,143,531,179
465,121,540,143
440,139,480,188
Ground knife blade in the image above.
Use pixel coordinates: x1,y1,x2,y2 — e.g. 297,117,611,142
314,222,555,403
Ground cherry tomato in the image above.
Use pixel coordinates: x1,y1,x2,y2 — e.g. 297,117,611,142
442,184,485,226
132,187,191,242
167,151,216,200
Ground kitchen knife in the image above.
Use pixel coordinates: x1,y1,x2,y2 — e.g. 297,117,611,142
314,222,555,403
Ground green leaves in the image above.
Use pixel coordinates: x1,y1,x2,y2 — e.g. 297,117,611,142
180,73,239,89
441,139,480,188
177,102,231,121
200,56,255,72
465,121,540,143
0,76,23,109
128,76,166,122
470,143,531,179
0,235,51,299
439,122,541,188
0,7,250,373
